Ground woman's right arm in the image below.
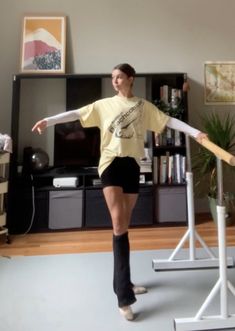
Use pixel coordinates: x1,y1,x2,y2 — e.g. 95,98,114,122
32,109,80,134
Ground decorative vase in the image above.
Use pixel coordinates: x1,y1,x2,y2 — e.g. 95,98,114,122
208,193,235,226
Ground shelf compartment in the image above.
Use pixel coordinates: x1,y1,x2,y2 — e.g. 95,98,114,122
155,186,187,223
49,190,83,229
0,152,10,164
0,181,8,194
0,212,6,226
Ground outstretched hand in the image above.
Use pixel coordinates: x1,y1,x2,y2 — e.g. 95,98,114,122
195,132,208,144
32,119,47,135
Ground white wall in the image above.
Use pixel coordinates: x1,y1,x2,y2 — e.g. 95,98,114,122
18,79,66,164
1,0,235,211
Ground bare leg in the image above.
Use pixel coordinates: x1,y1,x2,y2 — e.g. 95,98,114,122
103,186,138,235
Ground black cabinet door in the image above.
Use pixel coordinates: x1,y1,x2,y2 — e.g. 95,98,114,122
84,186,153,228
84,188,110,228
132,186,153,225
8,187,49,234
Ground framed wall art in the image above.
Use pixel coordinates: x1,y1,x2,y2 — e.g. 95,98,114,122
204,61,235,105
20,16,66,74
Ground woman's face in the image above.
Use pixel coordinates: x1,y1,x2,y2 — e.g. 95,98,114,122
111,69,134,94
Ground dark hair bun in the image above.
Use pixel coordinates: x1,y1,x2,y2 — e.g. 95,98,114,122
113,63,136,77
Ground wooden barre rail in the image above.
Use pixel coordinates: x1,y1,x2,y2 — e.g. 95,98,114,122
198,138,235,166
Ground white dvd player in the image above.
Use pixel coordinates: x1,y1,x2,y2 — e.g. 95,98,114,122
53,177,78,188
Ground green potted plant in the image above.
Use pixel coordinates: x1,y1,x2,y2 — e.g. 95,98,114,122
193,112,235,225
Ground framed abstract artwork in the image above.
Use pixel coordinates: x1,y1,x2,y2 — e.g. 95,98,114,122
204,61,235,105
20,16,66,74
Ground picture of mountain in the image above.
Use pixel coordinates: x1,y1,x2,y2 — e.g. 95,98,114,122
21,17,66,73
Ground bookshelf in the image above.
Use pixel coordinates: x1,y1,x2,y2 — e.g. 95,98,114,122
8,72,188,233
150,74,188,224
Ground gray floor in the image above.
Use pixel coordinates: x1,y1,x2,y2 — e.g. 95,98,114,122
0,247,235,331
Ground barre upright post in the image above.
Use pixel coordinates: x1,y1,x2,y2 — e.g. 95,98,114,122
153,135,234,272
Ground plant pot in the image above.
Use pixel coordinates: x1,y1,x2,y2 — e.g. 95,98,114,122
208,193,235,226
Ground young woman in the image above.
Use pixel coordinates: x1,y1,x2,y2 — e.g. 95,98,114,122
32,63,206,321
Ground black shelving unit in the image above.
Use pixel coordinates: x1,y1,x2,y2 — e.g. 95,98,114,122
8,72,188,233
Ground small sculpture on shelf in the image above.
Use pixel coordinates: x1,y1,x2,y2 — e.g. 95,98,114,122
154,95,184,120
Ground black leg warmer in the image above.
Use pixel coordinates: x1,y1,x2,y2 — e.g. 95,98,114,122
112,232,136,307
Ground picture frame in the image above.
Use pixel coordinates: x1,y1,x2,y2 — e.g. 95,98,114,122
20,16,66,74
204,61,235,105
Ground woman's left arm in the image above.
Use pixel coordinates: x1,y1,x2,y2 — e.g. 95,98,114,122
166,117,207,142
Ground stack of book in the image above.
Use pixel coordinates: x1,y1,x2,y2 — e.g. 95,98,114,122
160,85,183,108
153,153,186,185
140,159,152,173
140,148,152,173
155,128,183,147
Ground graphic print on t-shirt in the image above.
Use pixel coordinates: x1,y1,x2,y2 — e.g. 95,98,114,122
108,100,144,139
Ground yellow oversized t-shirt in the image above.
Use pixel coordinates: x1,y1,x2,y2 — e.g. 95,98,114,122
78,95,169,176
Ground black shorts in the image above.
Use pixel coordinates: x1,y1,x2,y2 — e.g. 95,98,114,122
100,157,140,193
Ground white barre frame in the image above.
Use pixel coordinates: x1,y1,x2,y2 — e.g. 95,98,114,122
174,156,235,331
152,135,234,272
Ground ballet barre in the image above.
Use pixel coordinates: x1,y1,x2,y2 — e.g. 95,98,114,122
152,136,234,272
167,137,235,331
200,137,235,166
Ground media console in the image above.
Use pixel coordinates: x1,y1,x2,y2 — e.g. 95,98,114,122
9,166,153,233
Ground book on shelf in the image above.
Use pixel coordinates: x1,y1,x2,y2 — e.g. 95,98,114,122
174,154,181,184
160,85,169,105
174,130,181,146
181,155,186,183
173,154,186,184
166,127,174,145
153,156,159,184
159,155,167,184
168,155,174,184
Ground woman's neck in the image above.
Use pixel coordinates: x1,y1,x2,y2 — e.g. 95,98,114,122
117,90,134,98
